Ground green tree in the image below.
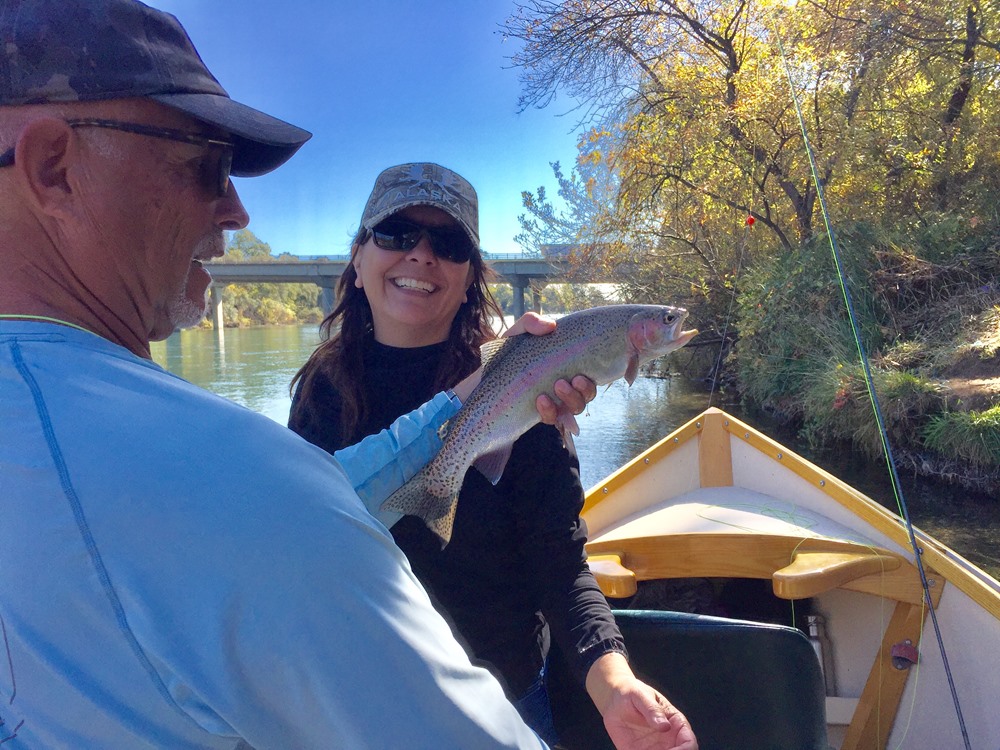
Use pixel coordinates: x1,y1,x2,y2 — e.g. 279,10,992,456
503,0,1000,337
216,230,324,326
225,229,274,260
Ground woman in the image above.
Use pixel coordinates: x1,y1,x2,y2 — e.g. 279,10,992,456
289,163,696,750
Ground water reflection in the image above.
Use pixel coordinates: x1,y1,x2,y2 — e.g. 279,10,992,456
574,376,717,491
152,325,321,424
152,325,999,579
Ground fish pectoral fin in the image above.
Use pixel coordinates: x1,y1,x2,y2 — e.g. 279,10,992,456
560,427,578,458
473,444,514,485
559,411,580,437
624,351,639,385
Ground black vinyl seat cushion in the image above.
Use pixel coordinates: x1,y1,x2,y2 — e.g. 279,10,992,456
548,609,828,750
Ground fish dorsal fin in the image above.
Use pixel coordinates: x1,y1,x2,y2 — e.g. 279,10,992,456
479,337,514,374
473,443,515,485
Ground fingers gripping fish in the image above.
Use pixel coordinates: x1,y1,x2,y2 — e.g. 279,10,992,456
381,305,699,545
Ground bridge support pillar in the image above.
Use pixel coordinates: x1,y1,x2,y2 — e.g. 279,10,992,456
509,276,528,318
210,284,224,330
318,284,336,315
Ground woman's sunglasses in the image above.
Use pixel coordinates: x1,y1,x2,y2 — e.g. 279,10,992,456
369,217,476,264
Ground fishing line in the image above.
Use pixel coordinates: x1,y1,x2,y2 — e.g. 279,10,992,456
708,215,752,407
709,12,760,408
768,13,971,749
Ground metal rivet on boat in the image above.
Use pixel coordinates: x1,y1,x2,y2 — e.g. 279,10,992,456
744,432,750,439
644,458,650,464
776,453,783,460
819,480,826,486
673,437,679,443
724,420,729,426
696,421,702,429
603,487,609,494
928,579,936,587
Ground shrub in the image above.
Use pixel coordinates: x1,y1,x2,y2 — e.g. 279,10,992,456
923,406,1000,468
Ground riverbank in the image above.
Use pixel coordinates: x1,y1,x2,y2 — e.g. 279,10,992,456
674,327,1000,500
718,222,1000,499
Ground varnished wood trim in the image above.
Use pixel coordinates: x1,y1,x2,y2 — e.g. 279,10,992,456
840,600,928,750
585,533,937,606
698,409,733,487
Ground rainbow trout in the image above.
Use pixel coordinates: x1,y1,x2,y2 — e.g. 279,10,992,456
381,305,698,544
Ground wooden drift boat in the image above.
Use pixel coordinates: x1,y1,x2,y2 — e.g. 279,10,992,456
578,407,1000,750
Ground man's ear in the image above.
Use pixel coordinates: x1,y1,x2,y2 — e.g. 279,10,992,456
13,118,76,217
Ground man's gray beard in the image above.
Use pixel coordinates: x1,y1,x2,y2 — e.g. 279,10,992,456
167,287,209,330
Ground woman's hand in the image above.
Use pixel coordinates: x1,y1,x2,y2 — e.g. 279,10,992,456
587,653,698,750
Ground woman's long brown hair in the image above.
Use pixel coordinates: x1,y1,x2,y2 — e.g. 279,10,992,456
289,225,504,443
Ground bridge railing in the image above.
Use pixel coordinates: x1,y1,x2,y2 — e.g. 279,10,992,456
204,257,617,319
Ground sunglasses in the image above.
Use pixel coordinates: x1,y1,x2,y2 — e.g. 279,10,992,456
369,217,476,264
0,118,234,198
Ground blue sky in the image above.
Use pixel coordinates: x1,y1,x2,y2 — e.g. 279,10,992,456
152,0,583,257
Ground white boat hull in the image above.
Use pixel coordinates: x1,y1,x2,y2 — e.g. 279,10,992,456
582,408,1000,749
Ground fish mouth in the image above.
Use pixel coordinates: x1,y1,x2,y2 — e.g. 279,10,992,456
677,328,699,346
392,277,437,293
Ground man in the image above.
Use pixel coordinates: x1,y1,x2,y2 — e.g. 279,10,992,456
0,1,627,748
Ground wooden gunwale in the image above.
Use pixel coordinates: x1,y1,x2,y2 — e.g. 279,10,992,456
583,408,1000,620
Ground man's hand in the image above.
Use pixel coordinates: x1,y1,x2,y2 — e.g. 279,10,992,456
453,313,598,423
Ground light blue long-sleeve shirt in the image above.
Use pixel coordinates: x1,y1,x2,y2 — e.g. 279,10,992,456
0,321,544,749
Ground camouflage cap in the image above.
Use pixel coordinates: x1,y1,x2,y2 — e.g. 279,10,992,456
0,0,311,176
361,163,480,251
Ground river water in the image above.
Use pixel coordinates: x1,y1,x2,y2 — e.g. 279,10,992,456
151,324,1000,580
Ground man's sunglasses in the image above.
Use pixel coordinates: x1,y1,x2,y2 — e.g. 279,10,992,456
0,118,234,198
369,217,476,264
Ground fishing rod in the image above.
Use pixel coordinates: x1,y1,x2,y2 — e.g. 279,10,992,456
768,13,973,750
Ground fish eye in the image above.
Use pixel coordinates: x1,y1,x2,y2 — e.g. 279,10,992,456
665,314,676,323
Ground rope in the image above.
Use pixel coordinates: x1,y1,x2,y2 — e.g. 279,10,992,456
768,15,972,750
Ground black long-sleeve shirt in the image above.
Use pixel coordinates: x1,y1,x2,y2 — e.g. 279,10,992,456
288,339,626,698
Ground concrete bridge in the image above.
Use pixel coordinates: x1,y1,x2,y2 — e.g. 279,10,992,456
205,255,607,327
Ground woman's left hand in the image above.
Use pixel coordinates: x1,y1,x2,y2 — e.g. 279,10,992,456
601,680,698,750
587,653,698,750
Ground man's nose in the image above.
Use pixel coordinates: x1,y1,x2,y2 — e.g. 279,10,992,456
217,180,250,231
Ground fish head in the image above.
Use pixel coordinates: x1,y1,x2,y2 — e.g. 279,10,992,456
627,306,699,359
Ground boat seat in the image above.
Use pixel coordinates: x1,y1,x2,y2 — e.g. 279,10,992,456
548,609,828,750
